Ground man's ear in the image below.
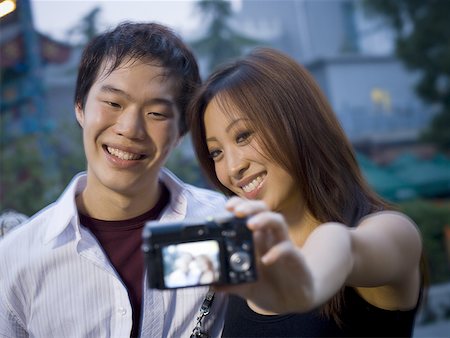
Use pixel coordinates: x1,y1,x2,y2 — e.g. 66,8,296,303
75,103,84,128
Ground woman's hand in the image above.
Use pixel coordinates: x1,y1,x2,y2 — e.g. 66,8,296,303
213,197,316,314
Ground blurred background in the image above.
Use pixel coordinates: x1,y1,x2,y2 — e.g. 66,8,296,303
1,0,449,334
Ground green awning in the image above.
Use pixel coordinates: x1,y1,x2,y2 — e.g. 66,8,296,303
357,153,417,201
387,153,450,198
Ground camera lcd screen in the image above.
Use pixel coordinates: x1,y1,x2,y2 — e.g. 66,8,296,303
162,240,221,288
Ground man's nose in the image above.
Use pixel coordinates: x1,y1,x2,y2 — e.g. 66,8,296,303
113,108,146,140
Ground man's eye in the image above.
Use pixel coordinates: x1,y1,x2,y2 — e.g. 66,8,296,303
148,112,167,119
105,101,121,108
236,131,251,143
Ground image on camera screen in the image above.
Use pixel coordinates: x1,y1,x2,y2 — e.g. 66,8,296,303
162,240,221,288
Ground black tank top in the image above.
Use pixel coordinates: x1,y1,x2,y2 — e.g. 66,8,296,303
221,287,418,337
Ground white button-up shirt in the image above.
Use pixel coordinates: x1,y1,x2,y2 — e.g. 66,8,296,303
0,169,228,338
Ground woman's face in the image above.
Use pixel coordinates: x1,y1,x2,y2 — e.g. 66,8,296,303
203,97,302,216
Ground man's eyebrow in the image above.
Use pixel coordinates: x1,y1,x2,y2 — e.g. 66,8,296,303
100,85,132,100
100,85,175,106
150,98,175,107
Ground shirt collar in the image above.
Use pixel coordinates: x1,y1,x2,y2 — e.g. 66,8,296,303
43,172,87,244
43,169,187,243
159,168,187,221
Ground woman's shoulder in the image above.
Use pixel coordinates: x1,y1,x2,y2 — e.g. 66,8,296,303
359,208,413,223
355,209,423,253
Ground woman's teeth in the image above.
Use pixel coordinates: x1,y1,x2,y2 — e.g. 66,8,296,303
107,146,141,160
242,176,264,193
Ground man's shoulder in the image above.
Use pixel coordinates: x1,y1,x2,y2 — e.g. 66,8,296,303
0,204,55,250
1,172,85,239
161,168,226,209
182,183,226,206
183,183,225,199
0,172,86,250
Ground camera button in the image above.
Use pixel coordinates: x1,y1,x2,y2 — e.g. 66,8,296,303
241,242,251,251
245,271,255,280
229,271,239,283
229,251,251,272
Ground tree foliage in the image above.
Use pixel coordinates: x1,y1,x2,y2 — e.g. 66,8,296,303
66,7,103,46
398,199,450,284
363,0,450,151
0,124,85,217
1,135,49,215
191,0,262,73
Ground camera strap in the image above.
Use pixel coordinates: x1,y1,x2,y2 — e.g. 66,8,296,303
190,289,215,338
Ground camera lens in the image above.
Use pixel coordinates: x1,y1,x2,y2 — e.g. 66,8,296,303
229,251,251,272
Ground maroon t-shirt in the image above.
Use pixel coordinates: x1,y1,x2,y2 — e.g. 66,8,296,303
79,184,170,337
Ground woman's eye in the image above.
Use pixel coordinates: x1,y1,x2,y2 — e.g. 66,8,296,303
209,149,222,160
236,131,252,144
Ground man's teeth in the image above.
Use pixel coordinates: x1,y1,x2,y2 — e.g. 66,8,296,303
107,147,141,160
242,176,264,193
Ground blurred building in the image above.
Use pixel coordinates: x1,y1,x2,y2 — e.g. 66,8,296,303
1,0,79,211
233,0,436,149
0,0,75,144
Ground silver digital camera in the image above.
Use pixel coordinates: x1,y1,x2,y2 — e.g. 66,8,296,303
142,215,257,289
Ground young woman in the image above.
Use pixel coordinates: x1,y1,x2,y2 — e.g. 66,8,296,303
188,47,426,337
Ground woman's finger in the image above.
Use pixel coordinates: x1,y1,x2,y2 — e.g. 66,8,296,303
261,240,297,265
226,198,268,217
253,227,274,257
248,212,290,242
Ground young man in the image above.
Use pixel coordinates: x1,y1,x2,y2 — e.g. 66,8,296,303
0,22,227,337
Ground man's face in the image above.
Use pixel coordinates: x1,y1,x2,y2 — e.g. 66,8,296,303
75,59,180,199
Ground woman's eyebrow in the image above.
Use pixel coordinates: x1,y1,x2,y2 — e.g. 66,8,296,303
206,118,249,143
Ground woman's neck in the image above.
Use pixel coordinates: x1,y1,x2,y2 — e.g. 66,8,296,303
286,210,320,247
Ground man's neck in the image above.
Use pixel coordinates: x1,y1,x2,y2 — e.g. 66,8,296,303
76,182,162,221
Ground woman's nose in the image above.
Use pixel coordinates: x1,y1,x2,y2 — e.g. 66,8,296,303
226,151,249,179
